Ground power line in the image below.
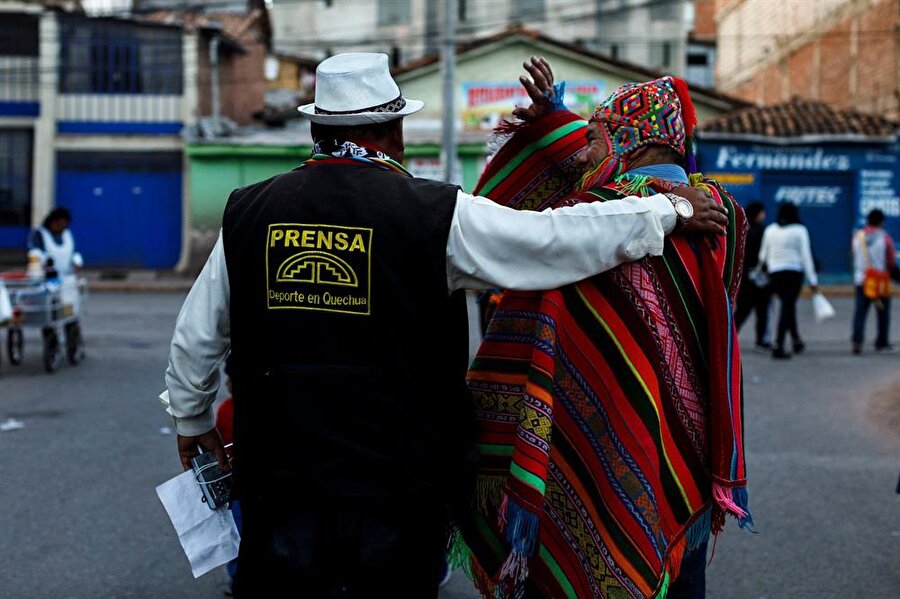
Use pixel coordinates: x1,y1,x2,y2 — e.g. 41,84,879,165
4,0,891,58
77,0,691,44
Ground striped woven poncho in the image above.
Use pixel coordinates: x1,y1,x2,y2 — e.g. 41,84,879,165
451,109,751,599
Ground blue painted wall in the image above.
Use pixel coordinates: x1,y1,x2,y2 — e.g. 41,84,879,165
696,140,900,281
56,122,183,135
0,102,40,117
55,152,182,268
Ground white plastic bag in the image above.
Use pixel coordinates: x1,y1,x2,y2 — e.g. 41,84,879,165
0,282,12,323
812,292,836,322
748,267,769,288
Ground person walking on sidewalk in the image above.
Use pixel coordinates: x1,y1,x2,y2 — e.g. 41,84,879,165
758,202,819,359
851,209,900,354
735,202,772,350
160,53,728,598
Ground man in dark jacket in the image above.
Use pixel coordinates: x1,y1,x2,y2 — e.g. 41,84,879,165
735,202,772,349
161,53,728,598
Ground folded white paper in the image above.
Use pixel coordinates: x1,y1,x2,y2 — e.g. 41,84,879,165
156,470,241,578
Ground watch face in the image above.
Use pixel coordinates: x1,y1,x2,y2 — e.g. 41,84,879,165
676,200,694,219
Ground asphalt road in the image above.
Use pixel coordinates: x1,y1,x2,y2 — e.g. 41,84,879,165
0,292,897,598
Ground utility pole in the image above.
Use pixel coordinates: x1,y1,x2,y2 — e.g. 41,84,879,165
210,35,221,134
440,0,458,183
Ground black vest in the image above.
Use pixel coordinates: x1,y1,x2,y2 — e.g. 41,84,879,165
222,162,471,508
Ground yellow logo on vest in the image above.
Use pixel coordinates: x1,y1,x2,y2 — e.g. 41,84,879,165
266,224,372,315
276,252,358,286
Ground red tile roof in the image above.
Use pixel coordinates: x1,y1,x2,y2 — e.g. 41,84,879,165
700,98,898,139
141,8,265,43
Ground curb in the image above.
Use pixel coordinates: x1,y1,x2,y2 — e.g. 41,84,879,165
86,280,194,293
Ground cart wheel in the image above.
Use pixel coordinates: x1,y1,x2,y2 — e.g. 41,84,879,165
65,322,85,365
8,328,23,365
42,328,62,373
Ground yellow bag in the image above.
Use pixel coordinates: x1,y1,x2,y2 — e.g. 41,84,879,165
863,267,891,300
858,230,892,299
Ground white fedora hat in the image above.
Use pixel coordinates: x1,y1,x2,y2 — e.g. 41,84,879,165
298,53,423,125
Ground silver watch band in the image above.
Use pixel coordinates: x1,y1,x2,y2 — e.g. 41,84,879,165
664,193,688,228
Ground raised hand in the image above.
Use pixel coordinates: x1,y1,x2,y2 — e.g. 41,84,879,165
512,56,557,123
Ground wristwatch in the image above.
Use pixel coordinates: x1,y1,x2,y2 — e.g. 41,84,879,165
664,193,694,230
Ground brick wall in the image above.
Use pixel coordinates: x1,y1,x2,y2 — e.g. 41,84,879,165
717,0,898,119
197,36,212,118
787,42,816,100
220,32,268,125
857,0,899,117
761,60,784,105
818,19,852,109
195,23,268,126
693,0,718,39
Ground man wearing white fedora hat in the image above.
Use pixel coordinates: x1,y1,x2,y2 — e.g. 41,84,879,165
162,52,727,597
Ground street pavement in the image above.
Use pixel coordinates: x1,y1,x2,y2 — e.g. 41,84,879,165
0,292,898,598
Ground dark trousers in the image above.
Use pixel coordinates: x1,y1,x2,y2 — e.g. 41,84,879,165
233,497,446,599
735,279,771,345
667,542,708,599
769,271,804,349
852,285,891,348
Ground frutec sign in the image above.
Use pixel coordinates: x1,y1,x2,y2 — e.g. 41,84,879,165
773,186,842,206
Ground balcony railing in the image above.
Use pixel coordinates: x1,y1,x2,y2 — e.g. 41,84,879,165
56,93,183,134
0,56,40,116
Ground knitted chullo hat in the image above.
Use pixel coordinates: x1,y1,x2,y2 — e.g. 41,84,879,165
591,76,697,156
578,76,698,191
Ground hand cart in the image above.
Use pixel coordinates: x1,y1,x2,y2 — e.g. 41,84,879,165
0,272,87,374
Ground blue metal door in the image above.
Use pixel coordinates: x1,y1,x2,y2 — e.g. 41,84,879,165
760,171,854,278
55,152,181,268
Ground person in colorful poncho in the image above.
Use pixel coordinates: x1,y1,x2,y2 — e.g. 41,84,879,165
452,58,752,599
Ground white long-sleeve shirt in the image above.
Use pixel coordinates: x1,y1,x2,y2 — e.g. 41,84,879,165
161,190,676,436
758,222,818,286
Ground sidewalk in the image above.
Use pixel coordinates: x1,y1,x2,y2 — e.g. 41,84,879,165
81,270,195,293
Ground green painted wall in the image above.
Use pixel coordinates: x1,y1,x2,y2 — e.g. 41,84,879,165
188,146,309,230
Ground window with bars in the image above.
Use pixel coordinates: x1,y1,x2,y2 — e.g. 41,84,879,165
515,0,545,20
649,41,673,69
378,0,412,26
58,16,183,95
649,2,680,21
0,129,33,228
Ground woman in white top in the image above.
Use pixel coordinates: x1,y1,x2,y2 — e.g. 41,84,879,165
758,202,820,359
